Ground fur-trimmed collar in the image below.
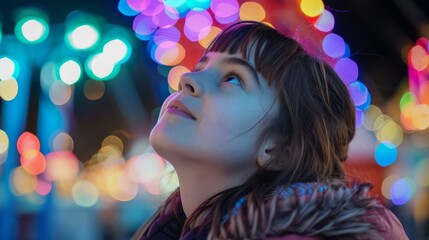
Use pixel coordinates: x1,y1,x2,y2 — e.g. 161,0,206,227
209,182,386,239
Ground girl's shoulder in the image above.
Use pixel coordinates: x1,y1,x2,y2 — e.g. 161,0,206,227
212,181,409,240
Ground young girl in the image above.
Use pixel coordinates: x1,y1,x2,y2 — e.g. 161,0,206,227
133,21,408,240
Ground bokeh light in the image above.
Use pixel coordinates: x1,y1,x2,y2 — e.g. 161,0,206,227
168,65,190,91
154,41,186,66
17,132,40,155
376,120,403,146
0,77,19,101
390,177,416,205
126,0,152,12
128,153,165,183
10,166,37,196
107,168,138,201
374,141,397,167
314,10,334,32
409,45,429,71
59,59,82,85
0,130,9,161
72,180,99,207
84,79,105,100
152,5,179,29
348,81,369,107
46,151,80,181
211,0,239,24
382,174,399,199
0,57,18,80
35,178,52,196
154,26,181,44
184,10,213,42
411,104,429,130
49,81,72,105
187,0,211,11
20,149,46,175
400,92,417,112
239,2,266,22
322,33,345,58
300,0,324,17
118,0,139,16
86,53,120,80
133,13,158,37
199,26,221,48
67,24,100,50
15,17,49,44
103,38,131,64
102,135,124,153
334,57,359,84
52,132,74,152
363,105,382,131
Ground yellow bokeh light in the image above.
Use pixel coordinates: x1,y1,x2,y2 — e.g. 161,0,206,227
10,166,37,195
0,77,19,101
300,0,324,17
154,41,186,66
381,175,400,199
199,26,221,49
377,120,403,146
363,105,382,131
107,168,138,201
168,65,190,91
0,130,9,156
102,135,124,153
412,104,429,130
72,180,99,207
49,81,72,105
239,2,266,22
84,79,105,100
413,190,429,223
46,151,80,181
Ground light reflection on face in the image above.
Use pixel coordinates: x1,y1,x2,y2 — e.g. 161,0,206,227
150,51,278,173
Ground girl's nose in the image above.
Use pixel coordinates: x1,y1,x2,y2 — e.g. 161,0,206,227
178,72,203,97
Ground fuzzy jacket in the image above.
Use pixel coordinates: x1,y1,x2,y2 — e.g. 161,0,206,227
133,182,409,240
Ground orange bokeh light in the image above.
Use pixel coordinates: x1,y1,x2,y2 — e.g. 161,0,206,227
17,132,40,155
20,149,46,175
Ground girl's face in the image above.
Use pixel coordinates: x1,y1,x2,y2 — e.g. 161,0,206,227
150,51,278,173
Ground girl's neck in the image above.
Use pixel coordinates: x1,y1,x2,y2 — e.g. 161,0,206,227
174,162,255,217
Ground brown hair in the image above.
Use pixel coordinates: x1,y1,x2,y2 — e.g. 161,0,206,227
139,21,356,238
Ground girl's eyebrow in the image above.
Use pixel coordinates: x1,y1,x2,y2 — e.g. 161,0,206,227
197,55,261,86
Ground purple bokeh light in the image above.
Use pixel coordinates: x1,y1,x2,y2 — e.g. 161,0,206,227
322,33,345,58
152,5,179,28
154,26,181,44
348,81,369,106
184,10,213,41
211,0,239,24
133,14,158,36
334,58,358,84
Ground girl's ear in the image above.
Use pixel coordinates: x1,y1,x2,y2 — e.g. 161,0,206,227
257,138,282,170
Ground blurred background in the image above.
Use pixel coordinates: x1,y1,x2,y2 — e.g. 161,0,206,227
0,0,428,239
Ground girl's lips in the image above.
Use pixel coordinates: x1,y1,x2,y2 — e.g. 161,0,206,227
166,106,196,120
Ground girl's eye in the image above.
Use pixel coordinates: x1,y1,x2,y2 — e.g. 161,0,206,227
224,75,242,86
